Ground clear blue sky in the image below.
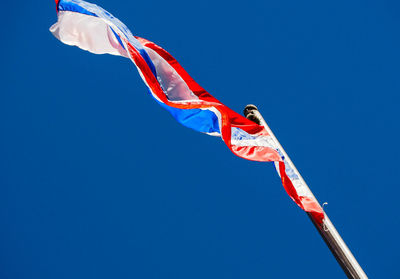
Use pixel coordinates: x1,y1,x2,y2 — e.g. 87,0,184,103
1,0,399,278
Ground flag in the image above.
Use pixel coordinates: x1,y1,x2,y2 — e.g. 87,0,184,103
50,0,324,223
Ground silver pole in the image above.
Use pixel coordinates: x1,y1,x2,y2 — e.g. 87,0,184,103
243,104,368,279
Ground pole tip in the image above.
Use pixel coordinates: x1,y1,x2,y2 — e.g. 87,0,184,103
243,104,258,117
243,104,261,124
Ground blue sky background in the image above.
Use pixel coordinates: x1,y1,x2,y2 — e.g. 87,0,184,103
1,0,399,278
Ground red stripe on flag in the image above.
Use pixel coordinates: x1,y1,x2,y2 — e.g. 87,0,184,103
231,145,281,162
279,161,324,223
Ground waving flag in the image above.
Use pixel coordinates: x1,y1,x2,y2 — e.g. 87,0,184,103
50,0,324,223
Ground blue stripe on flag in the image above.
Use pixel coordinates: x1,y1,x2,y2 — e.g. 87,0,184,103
58,0,97,16
139,49,157,77
149,92,220,134
159,102,220,134
109,27,126,50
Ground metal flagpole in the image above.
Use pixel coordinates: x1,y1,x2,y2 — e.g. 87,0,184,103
243,105,368,279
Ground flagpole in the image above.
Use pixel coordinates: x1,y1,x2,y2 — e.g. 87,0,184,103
243,105,368,279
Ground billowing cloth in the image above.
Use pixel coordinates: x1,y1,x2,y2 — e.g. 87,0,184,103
50,0,324,223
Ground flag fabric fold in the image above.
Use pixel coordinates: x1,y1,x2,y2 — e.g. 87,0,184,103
50,0,324,223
